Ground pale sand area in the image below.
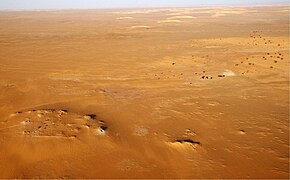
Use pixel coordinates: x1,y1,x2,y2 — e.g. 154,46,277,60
0,5,289,178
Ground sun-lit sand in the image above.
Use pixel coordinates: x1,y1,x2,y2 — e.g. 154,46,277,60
0,5,289,179
167,15,196,19
158,19,182,23
117,16,134,20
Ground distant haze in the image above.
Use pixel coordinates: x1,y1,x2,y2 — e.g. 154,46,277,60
0,0,288,9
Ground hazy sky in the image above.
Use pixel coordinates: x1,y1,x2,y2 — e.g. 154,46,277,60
0,0,288,9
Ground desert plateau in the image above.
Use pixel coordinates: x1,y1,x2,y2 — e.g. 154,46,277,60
0,4,289,179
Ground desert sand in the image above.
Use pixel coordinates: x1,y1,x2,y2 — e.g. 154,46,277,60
0,5,289,179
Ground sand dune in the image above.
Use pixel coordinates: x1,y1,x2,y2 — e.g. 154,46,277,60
0,5,289,179
129,25,151,29
211,13,226,18
158,19,181,23
210,9,258,18
117,16,134,20
113,9,170,14
167,15,196,19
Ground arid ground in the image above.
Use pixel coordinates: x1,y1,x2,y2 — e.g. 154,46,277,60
0,5,289,178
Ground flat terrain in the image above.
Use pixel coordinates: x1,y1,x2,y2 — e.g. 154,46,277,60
0,5,289,178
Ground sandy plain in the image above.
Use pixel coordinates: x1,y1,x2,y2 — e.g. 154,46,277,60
0,5,289,179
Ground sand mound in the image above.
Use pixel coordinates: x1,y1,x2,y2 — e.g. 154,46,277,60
167,12,185,16
167,139,201,151
158,20,181,23
7,109,108,138
168,16,196,19
114,9,168,15
117,17,134,20
220,69,236,77
129,25,151,29
211,13,226,18
211,9,256,18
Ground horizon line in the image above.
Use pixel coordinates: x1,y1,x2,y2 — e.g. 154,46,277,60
0,2,288,11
